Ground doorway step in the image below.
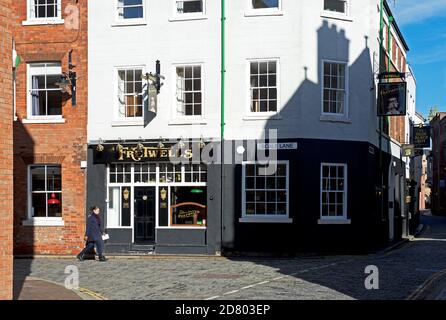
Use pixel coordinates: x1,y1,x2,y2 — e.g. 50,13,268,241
129,244,155,255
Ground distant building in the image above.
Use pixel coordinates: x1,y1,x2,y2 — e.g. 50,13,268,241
430,112,446,215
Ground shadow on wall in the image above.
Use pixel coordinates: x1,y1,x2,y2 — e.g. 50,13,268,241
13,121,35,299
223,20,393,254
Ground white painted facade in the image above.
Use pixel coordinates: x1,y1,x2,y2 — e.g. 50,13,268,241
87,0,399,147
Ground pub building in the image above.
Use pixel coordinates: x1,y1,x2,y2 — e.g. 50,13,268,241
87,140,220,254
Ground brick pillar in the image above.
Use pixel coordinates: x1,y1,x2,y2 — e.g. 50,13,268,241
0,0,14,300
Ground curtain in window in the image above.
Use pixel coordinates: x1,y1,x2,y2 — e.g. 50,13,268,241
31,75,40,116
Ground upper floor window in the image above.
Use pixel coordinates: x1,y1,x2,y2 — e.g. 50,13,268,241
116,0,144,20
250,60,278,113
28,0,62,20
175,65,203,117
251,0,279,9
117,68,144,118
28,62,62,118
324,0,347,14
322,61,347,115
176,0,204,14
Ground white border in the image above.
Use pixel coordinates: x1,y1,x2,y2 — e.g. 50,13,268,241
320,59,349,120
240,160,291,223
23,0,64,25
113,65,146,125
113,0,147,26
320,0,352,21
245,0,283,17
171,62,206,123
26,63,64,122
319,162,350,223
244,58,281,120
169,0,208,21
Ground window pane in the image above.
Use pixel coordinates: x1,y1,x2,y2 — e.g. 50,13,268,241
123,6,143,19
177,0,203,14
48,193,62,217
47,90,62,115
324,0,346,13
256,202,266,215
252,0,279,9
32,193,47,217
47,166,61,191
31,166,46,191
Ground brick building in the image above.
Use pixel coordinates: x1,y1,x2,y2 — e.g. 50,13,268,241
0,0,14,300
430,112,446,215
12,0,88,255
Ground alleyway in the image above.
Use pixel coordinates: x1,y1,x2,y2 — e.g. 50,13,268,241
13,212,446,300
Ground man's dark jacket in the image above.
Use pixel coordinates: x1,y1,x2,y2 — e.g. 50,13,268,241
85,213,102,242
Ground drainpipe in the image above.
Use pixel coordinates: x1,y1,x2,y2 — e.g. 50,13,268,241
378,0,384,221
220,0,226,254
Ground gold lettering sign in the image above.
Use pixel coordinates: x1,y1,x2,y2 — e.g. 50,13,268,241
117,146,193,162
178,210,200,219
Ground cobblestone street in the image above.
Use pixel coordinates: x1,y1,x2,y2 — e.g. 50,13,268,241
14,212,446,300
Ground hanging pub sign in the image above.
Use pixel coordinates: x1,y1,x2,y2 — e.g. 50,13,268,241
377,82,407,116
402,144,414,158
412,125,431,149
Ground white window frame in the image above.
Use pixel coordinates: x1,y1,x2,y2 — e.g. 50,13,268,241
321,59,349,119
240,161,292,223
246,58,280,119
23,164,64,227
171,62,206,123
245,0,283,17
113,65,146,125
321,0,352,21
113,0,147,25
23,0,64,25
319,163,350,224
171,0,207,21
26,62,63,121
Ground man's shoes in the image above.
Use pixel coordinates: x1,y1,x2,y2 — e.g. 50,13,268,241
98,255,108,262
76,253,84,262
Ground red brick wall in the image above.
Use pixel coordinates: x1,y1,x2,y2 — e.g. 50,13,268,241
13,0,88,255
0,0,14,300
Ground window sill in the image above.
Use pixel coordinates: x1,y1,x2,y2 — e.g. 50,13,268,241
111,119,144,127
111,20,147,27
168,118,207,126
244,10,284,17
243,113,282,121
22,118,66,124
319,115,352,123
22,19,65,26
23,218,64,227
317,219,351,225
320,12,353,22
168,15,208,22
239,217,292,224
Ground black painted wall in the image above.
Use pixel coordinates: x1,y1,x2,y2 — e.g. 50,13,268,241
222,138,392,254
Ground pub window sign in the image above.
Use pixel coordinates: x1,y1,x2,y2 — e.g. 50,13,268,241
377,82,407,116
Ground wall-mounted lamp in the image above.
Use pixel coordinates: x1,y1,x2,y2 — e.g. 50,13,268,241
158,136,165,149
55,49,77,106
96,138,104,152
199,135,206,148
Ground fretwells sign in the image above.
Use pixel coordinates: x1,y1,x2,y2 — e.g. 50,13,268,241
378,82,407,116
413,126,431,149
93,144,194,163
